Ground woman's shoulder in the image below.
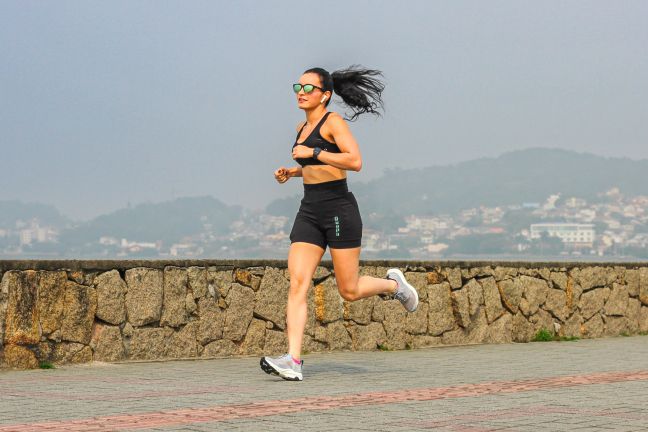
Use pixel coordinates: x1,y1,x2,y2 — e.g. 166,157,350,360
324,111,346,126
295,120,307,132
321,111,346,131
326,111,343,121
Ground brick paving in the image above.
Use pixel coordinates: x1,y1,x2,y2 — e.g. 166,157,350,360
1,336,647,431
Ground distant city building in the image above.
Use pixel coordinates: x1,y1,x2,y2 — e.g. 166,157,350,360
603,187,621,197
457,208,479,224
530,223,595,246
627,233,648,248
20,229,32,245
522,202,540,209
16,222,57,245
426,243,448,254
543,194,561,210
565,197,587,208
480,206,504,224
170,243,192,256
604,219,621,229
622,205,641,218
36,227,48,242
577,209,596,222
120,238,158,253
258,215,289,230
99,236,119,245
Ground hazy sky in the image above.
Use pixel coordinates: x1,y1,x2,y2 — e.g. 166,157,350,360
2,1,647,222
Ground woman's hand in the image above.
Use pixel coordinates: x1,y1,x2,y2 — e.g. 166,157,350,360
292,144,313,161
274,166,290,184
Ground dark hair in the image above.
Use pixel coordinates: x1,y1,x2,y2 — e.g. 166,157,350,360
303,65,385,121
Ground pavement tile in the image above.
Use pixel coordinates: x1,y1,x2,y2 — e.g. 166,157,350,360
0,336,647,431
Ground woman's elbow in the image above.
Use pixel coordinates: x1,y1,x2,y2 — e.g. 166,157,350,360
353,159,362,172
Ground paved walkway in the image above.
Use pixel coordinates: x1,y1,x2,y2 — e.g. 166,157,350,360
1,336,648,431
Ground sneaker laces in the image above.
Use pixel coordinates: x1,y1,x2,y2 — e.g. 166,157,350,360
280,353,302,367
273,353,292,363
393,290,407,302
385,275,402,300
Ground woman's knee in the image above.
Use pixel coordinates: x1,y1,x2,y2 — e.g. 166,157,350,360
338,286,360,302
288,277,310,298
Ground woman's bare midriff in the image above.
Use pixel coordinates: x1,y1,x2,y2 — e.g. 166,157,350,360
302,165,347,184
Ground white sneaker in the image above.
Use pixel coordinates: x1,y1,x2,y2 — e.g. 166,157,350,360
386,268,419,312
260,353,303,381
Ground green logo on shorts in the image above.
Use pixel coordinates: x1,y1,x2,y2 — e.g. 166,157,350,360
334,216,340,237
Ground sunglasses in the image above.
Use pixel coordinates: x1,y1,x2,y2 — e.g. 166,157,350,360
292,83,324,94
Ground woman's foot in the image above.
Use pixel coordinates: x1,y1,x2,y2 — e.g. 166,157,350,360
386,268,419,312
260,353,303,381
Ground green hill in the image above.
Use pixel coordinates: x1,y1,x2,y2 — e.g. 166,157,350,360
266,148,648,217
0,200,71,228
58,196,241,247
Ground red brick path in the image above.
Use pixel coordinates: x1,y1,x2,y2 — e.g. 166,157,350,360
1,370,646,431
396,405,648,430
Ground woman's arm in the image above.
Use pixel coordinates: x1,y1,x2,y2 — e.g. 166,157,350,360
313,147,361,172
288,166,302,177
306,113,362,171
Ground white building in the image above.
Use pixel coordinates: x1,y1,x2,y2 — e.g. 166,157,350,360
99,236,119,245
426,243,448,254
627,233,648,248
259,215,289,230
530,223,595,246
120,238,158,252
577,209,596,222
20,229,32,245
404,216,451,232
543,194,561,210
15,221,58,245
565,197,587,208
34,227,44,242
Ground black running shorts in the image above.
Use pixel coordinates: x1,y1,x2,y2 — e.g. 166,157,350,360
289,178,362,249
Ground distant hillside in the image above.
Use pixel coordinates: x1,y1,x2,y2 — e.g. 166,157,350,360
0,200,72,227
58,196,241,246
266,148,648,217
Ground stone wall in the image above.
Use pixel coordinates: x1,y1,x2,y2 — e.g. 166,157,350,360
1,260,647,369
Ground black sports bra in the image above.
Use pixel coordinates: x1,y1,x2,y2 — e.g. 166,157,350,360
292,112,341,167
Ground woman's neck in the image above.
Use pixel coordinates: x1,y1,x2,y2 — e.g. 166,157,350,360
304,107,328,126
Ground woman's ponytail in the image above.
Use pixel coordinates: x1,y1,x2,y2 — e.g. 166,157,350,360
304,65,385,121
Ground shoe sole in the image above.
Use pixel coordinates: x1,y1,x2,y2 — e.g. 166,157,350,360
387,268,419,312
259,357,303,381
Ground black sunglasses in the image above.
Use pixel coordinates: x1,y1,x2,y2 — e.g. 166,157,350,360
292,83,324,94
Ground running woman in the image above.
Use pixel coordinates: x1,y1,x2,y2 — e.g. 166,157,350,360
260,65,419,381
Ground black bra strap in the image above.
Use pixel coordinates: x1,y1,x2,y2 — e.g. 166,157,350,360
295,112,330,141
314,112,331,132
295,121,307,140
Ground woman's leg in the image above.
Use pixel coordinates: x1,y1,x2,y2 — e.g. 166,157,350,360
287,241,325,361
329,246,397,302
